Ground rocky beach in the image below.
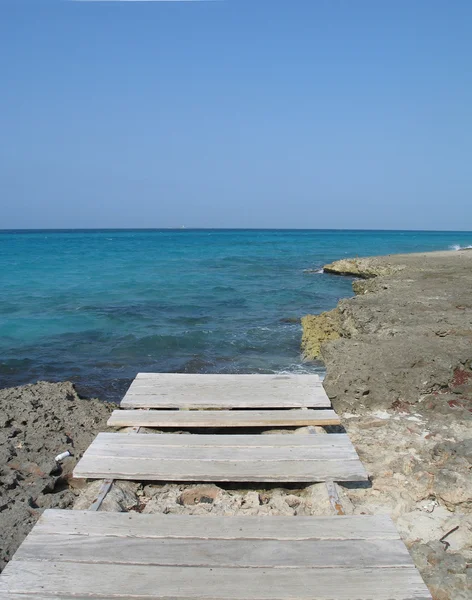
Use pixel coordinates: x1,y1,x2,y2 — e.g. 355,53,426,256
0,249,471,599
303,249,472,598
0,382,113,570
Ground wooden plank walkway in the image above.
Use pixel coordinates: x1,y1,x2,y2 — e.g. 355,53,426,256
73,432,368,482
108,408,341,428
121,373,330,409
0,510,432,600
0,373,433,599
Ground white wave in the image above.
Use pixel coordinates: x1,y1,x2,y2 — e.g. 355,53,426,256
276,366,326,379
303,268,324,274
450,244,472,250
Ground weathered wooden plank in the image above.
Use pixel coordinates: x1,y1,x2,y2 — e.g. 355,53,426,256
135,373,323,381
31,510,401,541
121,373,330,409
84,446,357,461
87,432,351,448
108,409,341,428
15,534,412,568
73,456,367,482
122,394,330,409
84,443,357,461
73,432,367,481
0,562,433,599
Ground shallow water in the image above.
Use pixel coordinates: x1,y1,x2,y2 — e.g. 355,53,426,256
1,229,471,401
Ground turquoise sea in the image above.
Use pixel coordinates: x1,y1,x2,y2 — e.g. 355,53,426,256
1,229,471,402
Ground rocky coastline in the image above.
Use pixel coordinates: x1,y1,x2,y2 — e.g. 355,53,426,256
302,249,472,599
1,250,471,599
0,382,113,570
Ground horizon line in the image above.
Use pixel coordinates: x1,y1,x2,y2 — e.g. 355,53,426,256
1,227,472,233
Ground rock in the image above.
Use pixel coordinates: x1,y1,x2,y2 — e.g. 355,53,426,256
409,542,470,600
302,484,332,515
301,309,342,360
0,381,112,572
178,485,221,506
73,480,140,512
301,250,472,600
240,491,261,511
323,257,403,279
434,469,472,509
266,493,294,516
285,494,301,508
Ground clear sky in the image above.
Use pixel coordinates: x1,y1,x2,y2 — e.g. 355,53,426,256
1,0,471,230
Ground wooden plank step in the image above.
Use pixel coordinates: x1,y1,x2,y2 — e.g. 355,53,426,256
108,409,341,428
0,511,432,599
73,432,368,482
121,373,330,409
0,563,433,600
85,432,349,447
29,510,401,540
14,534,412,569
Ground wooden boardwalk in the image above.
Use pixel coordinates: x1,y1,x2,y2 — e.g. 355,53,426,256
0,373,432,599
77,374,363,483
0,510,432,600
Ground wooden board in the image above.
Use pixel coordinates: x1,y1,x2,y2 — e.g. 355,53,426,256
136,373,322,381
84,432,350,447
108,409,341,428
0,511,432,599
73,432,368,482
0,563,433,600
121,373,330,409
15,533,412,569
30,510,401,540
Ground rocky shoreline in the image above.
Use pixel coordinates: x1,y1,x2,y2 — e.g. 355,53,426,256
1,250,471,598
303,250,472,599
0,382,113,570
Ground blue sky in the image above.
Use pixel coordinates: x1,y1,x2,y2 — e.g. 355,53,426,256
1,0,471,229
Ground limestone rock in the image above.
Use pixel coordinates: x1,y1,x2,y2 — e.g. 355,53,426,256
323,257,403,279
178,485,221,506
301,308,342,360
0,381,112,572
73,480,140,512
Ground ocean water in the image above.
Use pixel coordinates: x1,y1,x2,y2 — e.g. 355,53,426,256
1,229,471,402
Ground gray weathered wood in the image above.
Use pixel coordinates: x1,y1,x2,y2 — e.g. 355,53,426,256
85,433,357,462
85,432,351,447
108,409,341,428
135,373,323,381
0,512,431,599
73,432,368,482
121,373,330,409
0,562,433,599
84,445,357,461
14,534,413,568
31,510,401,540
74,456,367,482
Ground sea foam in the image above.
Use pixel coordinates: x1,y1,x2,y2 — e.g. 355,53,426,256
450,244,472,250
